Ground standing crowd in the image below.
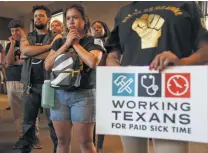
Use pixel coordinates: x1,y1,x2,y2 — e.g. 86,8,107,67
1,2,208,153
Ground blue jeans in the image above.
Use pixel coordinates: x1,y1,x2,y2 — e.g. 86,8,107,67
51,88,96,123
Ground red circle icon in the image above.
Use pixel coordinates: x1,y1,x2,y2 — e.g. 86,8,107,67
165,73,190,98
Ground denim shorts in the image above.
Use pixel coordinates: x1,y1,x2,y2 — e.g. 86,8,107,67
50,88,96,123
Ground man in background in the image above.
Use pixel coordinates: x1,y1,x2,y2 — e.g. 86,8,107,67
19,5,60,153
51,19,63,35
4,19,41,149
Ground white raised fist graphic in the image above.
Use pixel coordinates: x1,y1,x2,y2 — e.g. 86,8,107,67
132,14,165,49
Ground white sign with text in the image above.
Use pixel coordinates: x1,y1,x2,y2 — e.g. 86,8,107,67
96,66,208,142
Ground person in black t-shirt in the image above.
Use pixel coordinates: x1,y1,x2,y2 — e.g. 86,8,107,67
45,4,104,153
91,20,110,153
18,5,61,153
4,19,38,149
106,2,208,153
91,21,110,43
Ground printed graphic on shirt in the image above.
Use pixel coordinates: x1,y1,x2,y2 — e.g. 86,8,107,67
94,38,104,48
121,5,184,50
122,6,183,23
14,46,21,60
132,14,165,49
94,38,106,51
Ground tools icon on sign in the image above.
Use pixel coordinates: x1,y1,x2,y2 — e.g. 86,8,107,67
113,72,190,98
114,75,133,94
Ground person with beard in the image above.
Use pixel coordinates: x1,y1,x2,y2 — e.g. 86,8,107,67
18,5,61,153
4,19,41,149
106,2,208,153
51,20,64,35
91,20,110,153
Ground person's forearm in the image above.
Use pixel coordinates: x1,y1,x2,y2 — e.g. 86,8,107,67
21,44,51,57
20,38,51,57
179,47,208,65
5,44,15,65
73,43,98,68
106,50,121,66
106,56,121,66
33,52,50,60
45,43,68,70
14,59,24,65
1,50,5,62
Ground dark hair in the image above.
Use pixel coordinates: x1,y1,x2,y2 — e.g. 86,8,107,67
64,3,90,34
8,19,23,30
92,21,110,38
32,5,51,18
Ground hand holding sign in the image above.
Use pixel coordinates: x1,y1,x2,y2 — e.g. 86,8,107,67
96,66,208,143
150,51,180,71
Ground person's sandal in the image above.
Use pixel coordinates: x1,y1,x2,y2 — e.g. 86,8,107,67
97,148,104,153
13,137,24,149
32,137,43,149
5,106,11,110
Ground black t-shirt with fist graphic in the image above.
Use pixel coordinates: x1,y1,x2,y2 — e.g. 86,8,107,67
30,34,46,84
5,41,22,81
105,2,207,66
